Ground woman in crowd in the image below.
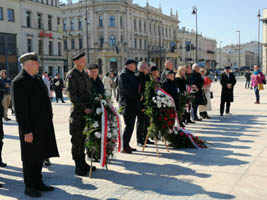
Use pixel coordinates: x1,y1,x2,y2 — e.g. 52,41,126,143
199,68,212,119
251,65,266,104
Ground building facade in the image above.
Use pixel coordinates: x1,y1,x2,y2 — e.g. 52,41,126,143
61,0,180,74
19,0,65,77
0,0,20,78
263,9,267,74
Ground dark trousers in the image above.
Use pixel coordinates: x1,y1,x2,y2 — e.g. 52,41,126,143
220,101,231,115
0,118,4,162
22,161,43,188
254,87,260,102
191,102,199,120
136,111,150,143
123,111,137,148
69,119,86,162
245,80,250,88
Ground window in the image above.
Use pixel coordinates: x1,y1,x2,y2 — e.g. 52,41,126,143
70,18,74,31
139,39,142,49
63,19,67,31
71,39,75,49
7,9,14,22
37,13,42,29
27,39,32,52
134,19,137,31
38,40,43,55
109,36,116,47
144,40,147,50
26,11,31,28
49,41,53,56
58,42,62,56
79,37,83,50
100,37,104,48
109,16,115,27
78,18,82,30
120,16,123,27
57,17,60,25
0,7,3,20
99,16,103,27
121,35,123,43
144,22,146,32
139,20,142,31
64,39,67,50
149,23,151,32
48,15,52,31
51,0,54,6
134,38,137,49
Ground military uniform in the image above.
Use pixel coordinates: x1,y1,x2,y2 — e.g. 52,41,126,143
65,67,93,169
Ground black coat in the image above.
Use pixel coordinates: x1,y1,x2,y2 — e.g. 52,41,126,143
160,69,170,83
136,71,150,110
11,70,59,162
118,68,141,115
191,70,204,105
185,73,193,86
176,77,187,94
0,81,4,118
220,72,236,102
91,76,104,96
53,78,64,98
161,79,179,110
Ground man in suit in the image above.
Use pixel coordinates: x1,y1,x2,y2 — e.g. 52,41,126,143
11,52,59,197
220,66,236,116
191,63,204,121
118,60,142,154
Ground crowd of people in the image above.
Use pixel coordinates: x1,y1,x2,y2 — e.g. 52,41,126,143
3,50,262,197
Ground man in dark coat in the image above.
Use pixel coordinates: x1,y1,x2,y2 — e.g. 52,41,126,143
0,79,6,167
191,63,204,121
53,74,65,103
160,60,174,83
11,52,59,197
119,60,141,154
65,52,96,177
87,64,105,97
220,66,236,116
135,61,153,147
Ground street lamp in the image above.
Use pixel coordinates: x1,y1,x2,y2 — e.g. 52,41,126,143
257,9,261,67
220,41,223,69
192,6,198,63
85,0,90,64
237,30,241,68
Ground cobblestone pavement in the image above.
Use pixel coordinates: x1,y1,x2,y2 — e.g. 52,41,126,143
1,78,267,200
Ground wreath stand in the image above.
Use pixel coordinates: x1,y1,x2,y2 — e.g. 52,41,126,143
142,134,169,158
89,151,108,178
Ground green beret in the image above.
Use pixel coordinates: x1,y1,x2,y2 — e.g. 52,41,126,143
19,52,39,64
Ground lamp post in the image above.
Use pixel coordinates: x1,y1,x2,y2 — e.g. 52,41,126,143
237,30,241,68
220,41,223,69
85,0,90,64
192,6,198,63
257,9,261,67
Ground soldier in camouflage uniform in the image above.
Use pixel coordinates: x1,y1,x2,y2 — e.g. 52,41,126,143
65,52,96,176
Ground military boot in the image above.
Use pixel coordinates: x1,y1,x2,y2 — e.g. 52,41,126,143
0,142,7,167
81,157,96,172
74,160,88,177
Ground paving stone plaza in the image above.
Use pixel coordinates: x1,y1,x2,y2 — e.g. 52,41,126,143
1,78,267,200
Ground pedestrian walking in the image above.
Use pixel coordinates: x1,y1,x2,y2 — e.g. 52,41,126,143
251,65,266,104
110,72,117,98
42,72,51,100
244,70,252,89
220,66,236,116
88,64,105,97
118,60,141,154
11,52,59,197
0,70,12,121
102,72,112,98
53,74,65,103
65,52,96,177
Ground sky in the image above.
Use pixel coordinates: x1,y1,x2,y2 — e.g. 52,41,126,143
62,0,267,47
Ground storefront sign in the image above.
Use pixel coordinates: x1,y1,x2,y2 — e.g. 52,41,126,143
39,31,53,38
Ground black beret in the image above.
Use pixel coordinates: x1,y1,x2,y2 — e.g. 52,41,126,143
125,59,137,66
224,66,231,70
150,66,159,72
19,52,39,64
72,52,85,61
88,64,99,70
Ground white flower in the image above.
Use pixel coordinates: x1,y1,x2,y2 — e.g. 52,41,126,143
152,97,156,101
153,99,157,103
101,100,107,105
107,132,112,138
94,132,101,138
93,121,99,128
167,102,172,107
95,97,100,101
96,108,102,115
157,103,162,108
163,104,166,108
156,96,161,100
157,91,161,95
112,129,117,135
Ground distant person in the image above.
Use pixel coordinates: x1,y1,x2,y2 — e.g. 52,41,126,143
220,66,236,116
53,74,65,103
251,65,266,104
0,70,12,121
0,78,6,167
42,72,51,100
110,72,117,98
244,70,252,89
103,72,112,98
88,64,105,97
160,60,174,83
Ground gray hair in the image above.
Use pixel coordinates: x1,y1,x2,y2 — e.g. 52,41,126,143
137,61,147,71
192,63,199,70
165,60,172,66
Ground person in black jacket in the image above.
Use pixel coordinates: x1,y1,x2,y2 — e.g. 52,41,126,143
0,80,6,168
191,63,204,121
53,74,65,103
160,60,174,83
118,60,141,154
135,61,154,147
220,66,237,116
11,52,59,197
88,64,105,97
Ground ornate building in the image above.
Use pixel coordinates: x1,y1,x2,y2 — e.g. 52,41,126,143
263,9,267,74
61,0,180,74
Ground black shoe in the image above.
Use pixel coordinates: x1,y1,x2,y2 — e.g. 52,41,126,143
44,158,51,166
62,101,66,103
25,187,42,197
128,146,137,152
194,118,202,121
187,120,195,124
146,139,154,145
0,183,2,187
4,118,11,121
0,162,7,167
75,167,88,177
36,184,54,192
121,147,132,154
82,162,96,172
220,114,223,116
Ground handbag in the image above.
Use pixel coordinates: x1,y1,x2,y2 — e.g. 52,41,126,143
210,91,213,99
258,83,264,90
199,89,207,105
262,79,266,85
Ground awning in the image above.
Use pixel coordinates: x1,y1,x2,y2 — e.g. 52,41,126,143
110,57,117,62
